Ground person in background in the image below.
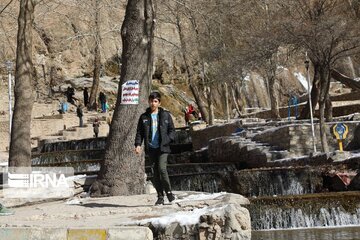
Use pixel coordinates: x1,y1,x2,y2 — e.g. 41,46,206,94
198,111,202,121
58,99,66,114
93,118,100,138
83,87,89,107
66,87,76,105
135,92,176,205
184,106,190,126
76,104,84,127
99,92,107,113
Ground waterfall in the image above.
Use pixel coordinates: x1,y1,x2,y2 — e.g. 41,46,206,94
174,175,220,193
39,137,107,153
252,207,360,230
235,168,322,197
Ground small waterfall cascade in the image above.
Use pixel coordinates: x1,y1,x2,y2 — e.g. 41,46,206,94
249,193,360,230
169,163,237,193
233,167,322,197
32,138,107,174
31,128,237,193
172,176,221,193
37,137,107,153
253,206,360,230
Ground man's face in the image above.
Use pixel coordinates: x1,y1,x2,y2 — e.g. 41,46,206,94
149,98,161,111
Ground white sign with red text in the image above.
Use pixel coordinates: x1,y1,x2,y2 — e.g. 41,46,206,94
121,80,139,105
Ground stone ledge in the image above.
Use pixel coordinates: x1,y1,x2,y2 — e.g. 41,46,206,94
0,227,152,240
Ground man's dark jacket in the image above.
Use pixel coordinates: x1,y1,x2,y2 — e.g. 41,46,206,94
135,107,175,153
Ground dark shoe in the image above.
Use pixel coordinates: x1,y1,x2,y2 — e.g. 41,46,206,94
166,192,175,203
155,197,164,205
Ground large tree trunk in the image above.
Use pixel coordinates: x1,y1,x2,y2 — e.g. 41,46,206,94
89,0,101,109
9,0,35,167
299,63,320,119
91,0,154,196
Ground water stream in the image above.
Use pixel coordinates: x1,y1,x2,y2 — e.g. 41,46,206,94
253,226,360,240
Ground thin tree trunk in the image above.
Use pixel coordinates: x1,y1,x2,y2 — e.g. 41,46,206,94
206,86,214,125
49,59,56,96
89,0,101,109
319,99,328,152
189,83,208,122
33,23,53,97
235,80,246,115
325,94,333,122
318,64,330,152
231,84,242,118
175,13,208,123
268,75,280,119
223,83,230,121
9,0,35,167
91,0,155,196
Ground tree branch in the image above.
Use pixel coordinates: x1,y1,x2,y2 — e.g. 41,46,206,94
0,0,14,16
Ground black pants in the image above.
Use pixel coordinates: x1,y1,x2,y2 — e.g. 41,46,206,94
148,148,172,197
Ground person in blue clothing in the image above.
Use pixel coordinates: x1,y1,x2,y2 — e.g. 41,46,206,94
99,92,107,113
134,92,176,205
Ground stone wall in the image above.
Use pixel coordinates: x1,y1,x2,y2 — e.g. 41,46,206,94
251,125,291,150
245,104,360,119
252,122,360,155
191,121,241,150
331,91,360,101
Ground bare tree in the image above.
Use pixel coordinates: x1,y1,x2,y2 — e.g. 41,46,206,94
88,0,102,109
9,0,35,167
91,0,155,196
277,0,360,152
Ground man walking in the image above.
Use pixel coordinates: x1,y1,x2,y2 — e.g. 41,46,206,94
135,92,176,205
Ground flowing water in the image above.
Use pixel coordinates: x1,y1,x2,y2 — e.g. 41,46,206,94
252,226,360,240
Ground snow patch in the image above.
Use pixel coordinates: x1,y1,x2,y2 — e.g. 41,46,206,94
174,192,227,203
134,205,228,227
65,198,82,205
294,72,308,90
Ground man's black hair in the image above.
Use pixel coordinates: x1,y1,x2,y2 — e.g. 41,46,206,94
149,92,161,101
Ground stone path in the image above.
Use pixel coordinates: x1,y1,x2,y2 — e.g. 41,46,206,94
0,191,251,240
